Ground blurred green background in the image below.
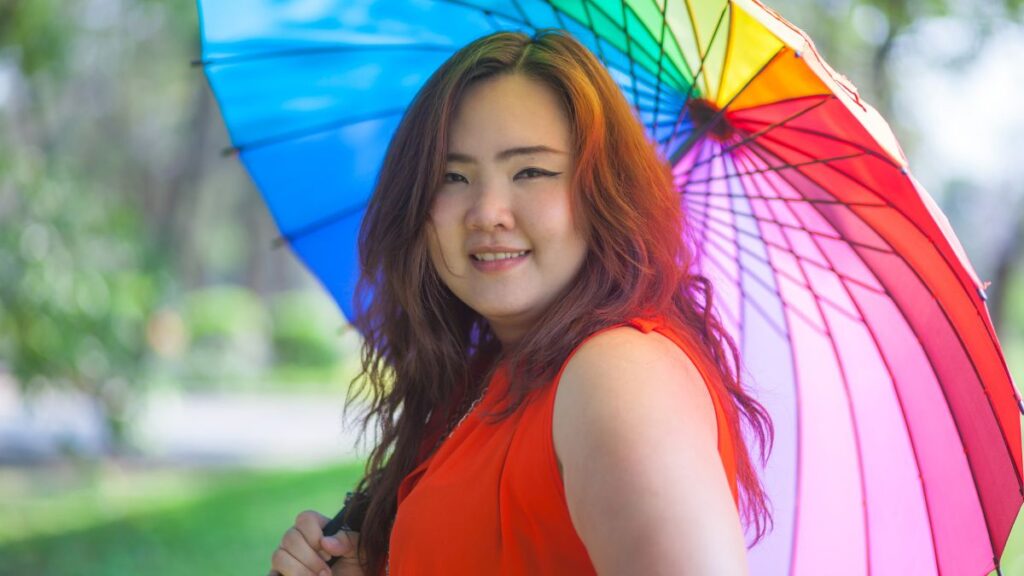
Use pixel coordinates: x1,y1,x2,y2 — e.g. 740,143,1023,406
0,0,1021,574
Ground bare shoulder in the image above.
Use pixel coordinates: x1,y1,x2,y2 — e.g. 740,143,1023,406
550,326,747,574
564,325,704,383
553,326,718,461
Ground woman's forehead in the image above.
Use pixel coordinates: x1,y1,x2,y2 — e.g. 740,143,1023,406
447,74,571,154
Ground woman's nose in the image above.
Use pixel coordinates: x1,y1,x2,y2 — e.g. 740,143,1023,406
465,179,514,231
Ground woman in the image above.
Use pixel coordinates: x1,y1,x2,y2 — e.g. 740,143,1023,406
270,28,773,576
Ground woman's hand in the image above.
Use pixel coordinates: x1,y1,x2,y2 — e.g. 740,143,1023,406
269,510,365,576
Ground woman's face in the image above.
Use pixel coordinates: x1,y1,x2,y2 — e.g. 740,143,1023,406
426,73,588,346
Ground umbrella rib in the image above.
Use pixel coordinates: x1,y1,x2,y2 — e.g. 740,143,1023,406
677,95,833,171
697,215,837,336
688,138,807,576
746,130,897,208
730,145,948,570
739,138,1024,541
649,0,673,146
633,95,688,116
694,207,866,332
726,141,894,256
668,45,787,165
436,0,522,23
681,189,886,210
740,117,905,171
681,152,868,185
745,134,1024,502
484,10,504,30
686,198,795,334
684,194,894,258
686,141,725,315
510,0,536,30
686,197,893,301
226,107,406,155
578,2,612,66
196,42,457,68
684,156,890,317
618,1,641,115
682,0,713,97
742,129,1005,331
272,199,368,248
748,147,886,569
510,0,530,24
688,232,746,333
712,1,735,106
546,2,572,34
577,0,691,91
710,146,748,346
702,259,744,336
721,144,880,569
661,1,731,155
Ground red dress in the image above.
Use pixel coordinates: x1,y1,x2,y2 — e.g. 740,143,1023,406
388,316,740,575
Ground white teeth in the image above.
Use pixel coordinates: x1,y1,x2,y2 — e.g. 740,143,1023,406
473,250,528,262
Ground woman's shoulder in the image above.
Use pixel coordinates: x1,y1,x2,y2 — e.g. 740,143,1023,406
553,318,718,450
550,320,740,572
564,316,704,383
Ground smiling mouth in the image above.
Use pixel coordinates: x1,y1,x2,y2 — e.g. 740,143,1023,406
470,250,531,262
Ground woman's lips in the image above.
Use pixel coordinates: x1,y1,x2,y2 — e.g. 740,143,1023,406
469,251,531,272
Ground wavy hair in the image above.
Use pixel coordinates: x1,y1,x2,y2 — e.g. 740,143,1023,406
346,28,774,575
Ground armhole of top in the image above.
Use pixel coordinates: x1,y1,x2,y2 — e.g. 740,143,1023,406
540,317,736,509
537,321,634,506
539,318,670,505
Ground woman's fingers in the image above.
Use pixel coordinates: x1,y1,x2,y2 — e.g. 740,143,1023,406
270,509,363,575
275,526,332,575
320,530,357,558
270,543,330,576
295,510,334,561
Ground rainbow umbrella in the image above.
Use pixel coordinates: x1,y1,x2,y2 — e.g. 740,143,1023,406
196,1,1023,573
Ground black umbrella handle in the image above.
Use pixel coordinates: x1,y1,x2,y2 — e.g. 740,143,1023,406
322,491,370,568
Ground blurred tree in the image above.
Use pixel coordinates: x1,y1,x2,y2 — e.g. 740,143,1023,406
0,0,319,455
0,0,224,453
772,0,1022,118
0,0,72,76
0,145,163,453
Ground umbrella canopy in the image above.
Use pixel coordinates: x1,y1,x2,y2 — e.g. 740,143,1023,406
196,1,1024,574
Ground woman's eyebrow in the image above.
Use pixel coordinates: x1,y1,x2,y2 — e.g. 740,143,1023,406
447,145,567,163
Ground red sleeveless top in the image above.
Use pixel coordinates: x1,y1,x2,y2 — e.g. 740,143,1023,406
388,317,739,575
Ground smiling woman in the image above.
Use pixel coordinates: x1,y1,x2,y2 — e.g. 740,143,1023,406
426,74,587,346
268,29,774,576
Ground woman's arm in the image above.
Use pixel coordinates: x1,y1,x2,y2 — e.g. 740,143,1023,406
552,327,749,576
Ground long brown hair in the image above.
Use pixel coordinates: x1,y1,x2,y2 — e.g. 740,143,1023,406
347,29,774,574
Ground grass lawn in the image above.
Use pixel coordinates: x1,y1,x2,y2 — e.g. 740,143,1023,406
1,456,1021,575
0,460,364,575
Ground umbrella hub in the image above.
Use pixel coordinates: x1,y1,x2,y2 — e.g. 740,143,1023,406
686,98,735,141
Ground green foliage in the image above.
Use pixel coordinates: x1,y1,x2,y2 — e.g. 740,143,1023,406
0,146,163,450
1002,267,1024,386
0,461,364,575
269,290,346,368
183,285,269,343
0,0,74,76
178,285,271,383
1005,267,1024,333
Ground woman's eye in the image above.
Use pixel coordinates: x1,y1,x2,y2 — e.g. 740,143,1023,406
515,168,558,180
443,172,468,184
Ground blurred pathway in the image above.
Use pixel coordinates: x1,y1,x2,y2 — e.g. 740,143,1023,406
0,374,370,468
